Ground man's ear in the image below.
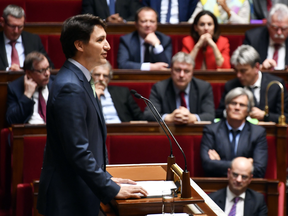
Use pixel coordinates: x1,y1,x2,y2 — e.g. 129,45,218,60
227,168,231,178
0,17,4,27
74,40,84,52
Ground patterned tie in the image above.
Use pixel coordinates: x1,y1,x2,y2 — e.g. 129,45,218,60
90,79,96,98
109,0,115,15
179,91,187,108
228,197,240,216
9,40,20,66
272,44,281,66
230,130,240,159
38,87,46,123
143,43,151,62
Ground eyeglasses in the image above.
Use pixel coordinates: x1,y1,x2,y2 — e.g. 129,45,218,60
5,20,24,30
229,101,248,108
232,172,250,181
269,24,288,32
93,73,110,79
32,66,51,74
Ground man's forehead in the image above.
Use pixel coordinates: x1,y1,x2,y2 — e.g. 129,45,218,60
93,65,109,73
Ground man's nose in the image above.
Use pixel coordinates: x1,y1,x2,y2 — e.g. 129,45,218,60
104,40,110,50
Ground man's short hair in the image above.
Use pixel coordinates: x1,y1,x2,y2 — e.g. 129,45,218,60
2,4,25,20
60,14,106,59
23,51,46,71
230,45,261,68
267,3,288,23
134,6,158,23
171,52,195,68
225,87,254,113
93,61,113,79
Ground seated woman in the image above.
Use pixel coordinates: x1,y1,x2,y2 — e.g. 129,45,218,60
188,0,250,24
182,11,231,70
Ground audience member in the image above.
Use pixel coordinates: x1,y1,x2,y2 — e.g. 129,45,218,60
117,7,172,70
144,52,214,123
252,0,288,20
6,52,53,125
243,3,288,70
189,0,250,24
216,45,288,123
209,157,268,215
0,5,54,71
91,61,143,123
81,0,142,23
201,87,268,178
182,11,230,69
142,0,198,23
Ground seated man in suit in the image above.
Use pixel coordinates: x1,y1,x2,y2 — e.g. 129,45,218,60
0,5,54,71
81,0,142,23
209,157,268,215
91,61,144,123
202,87,268,178
117,6,172,70
216,45,288,123
243,3,288,70
144,51,214,123
6,51,54,125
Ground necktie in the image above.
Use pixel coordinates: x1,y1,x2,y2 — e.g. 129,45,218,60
38,87,46,123
248,86,258,106
228,197,240,216
109,0,115,15
144,43,151,62
9,40,20,66
90,79,96,98
230,130,240,159
179,91,187,108
166,0,172,23
267,0,272,12
272,44,281,66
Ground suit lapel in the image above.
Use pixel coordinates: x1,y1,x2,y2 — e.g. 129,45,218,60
258,73,267,109
236,122,250,156
243,190,252,216
189,79,197,113
167,79,177,111
0,32,8,68
285,39,288,65
219,121,233,160
259,29,269,63
131,32,141,63
214,188,227,211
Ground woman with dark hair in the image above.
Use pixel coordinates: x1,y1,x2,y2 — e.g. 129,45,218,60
182,11,231,69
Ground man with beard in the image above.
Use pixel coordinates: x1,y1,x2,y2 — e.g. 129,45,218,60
91,61,144,123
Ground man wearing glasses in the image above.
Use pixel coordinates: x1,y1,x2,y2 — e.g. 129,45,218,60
243,3,288,70
6,51,54,125
201,87,268,178
0,4,53,71
209,157,268,215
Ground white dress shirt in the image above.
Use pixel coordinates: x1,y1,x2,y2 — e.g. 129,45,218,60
4,34,25,70
100,88,121,123
267,38,286,70
244,71,262,105
160,0,179,24
224,186,245,216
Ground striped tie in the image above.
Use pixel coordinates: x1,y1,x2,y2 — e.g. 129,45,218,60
228,197,240,216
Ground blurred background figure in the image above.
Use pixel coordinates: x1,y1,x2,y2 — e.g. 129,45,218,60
252,0,288,20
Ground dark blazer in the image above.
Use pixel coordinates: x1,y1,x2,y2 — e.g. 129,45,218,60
0,31,54,70
37,61,120,216
209,187,268,216
142,0,198,22
81,0,142,21
117,31,172,69
200,119,268,178
108,85,143,121
143,77,215,121
243,26,288,65
6,75,54,126
216,73,288,123
252,0,288,20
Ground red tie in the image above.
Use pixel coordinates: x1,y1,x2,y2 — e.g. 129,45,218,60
9,40,20,66
180,91,187,108
267,0,272,12
272,44,281,65
38,87,46,122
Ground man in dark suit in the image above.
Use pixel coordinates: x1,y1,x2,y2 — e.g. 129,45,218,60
216,45,288,123
144,52,214,123
81,0,142,23
0,5,53,71
142,0,198,23
37,14,147,216
91,61,143,123
209,157,268,215
6,52,53,125
252,0,288,20
202,87,268,178
117,7,172,70
243,3,288,70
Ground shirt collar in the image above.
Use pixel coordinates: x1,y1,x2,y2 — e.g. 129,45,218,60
225,120,245,132
139,35,145,45
227,186,246,202
4,33,22,44
68,58,91,81
249,71,262,89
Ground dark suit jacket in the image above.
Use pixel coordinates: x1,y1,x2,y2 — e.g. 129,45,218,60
108,85,143,121
37,61,119,216
0,31,54,70
209,187,268,216
252,0,288,20
81,0,142,21
6,75,54,126
117,31,172,69
142,0,198,22
243,26,288,65
143,77,215,121
216,73,288,123
200,119,268,178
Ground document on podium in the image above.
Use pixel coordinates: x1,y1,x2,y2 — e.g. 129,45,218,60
121,181,177,197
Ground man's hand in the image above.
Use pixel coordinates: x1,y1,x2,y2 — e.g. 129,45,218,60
261,59,277,70
208,149,221,160
144,32,161,46
115,185,148,199
106,13,124,23
249,107,265,120
150,62,169,70
164,107,197,124
111,177,136,185
24,74,37,99
9,63,22,71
